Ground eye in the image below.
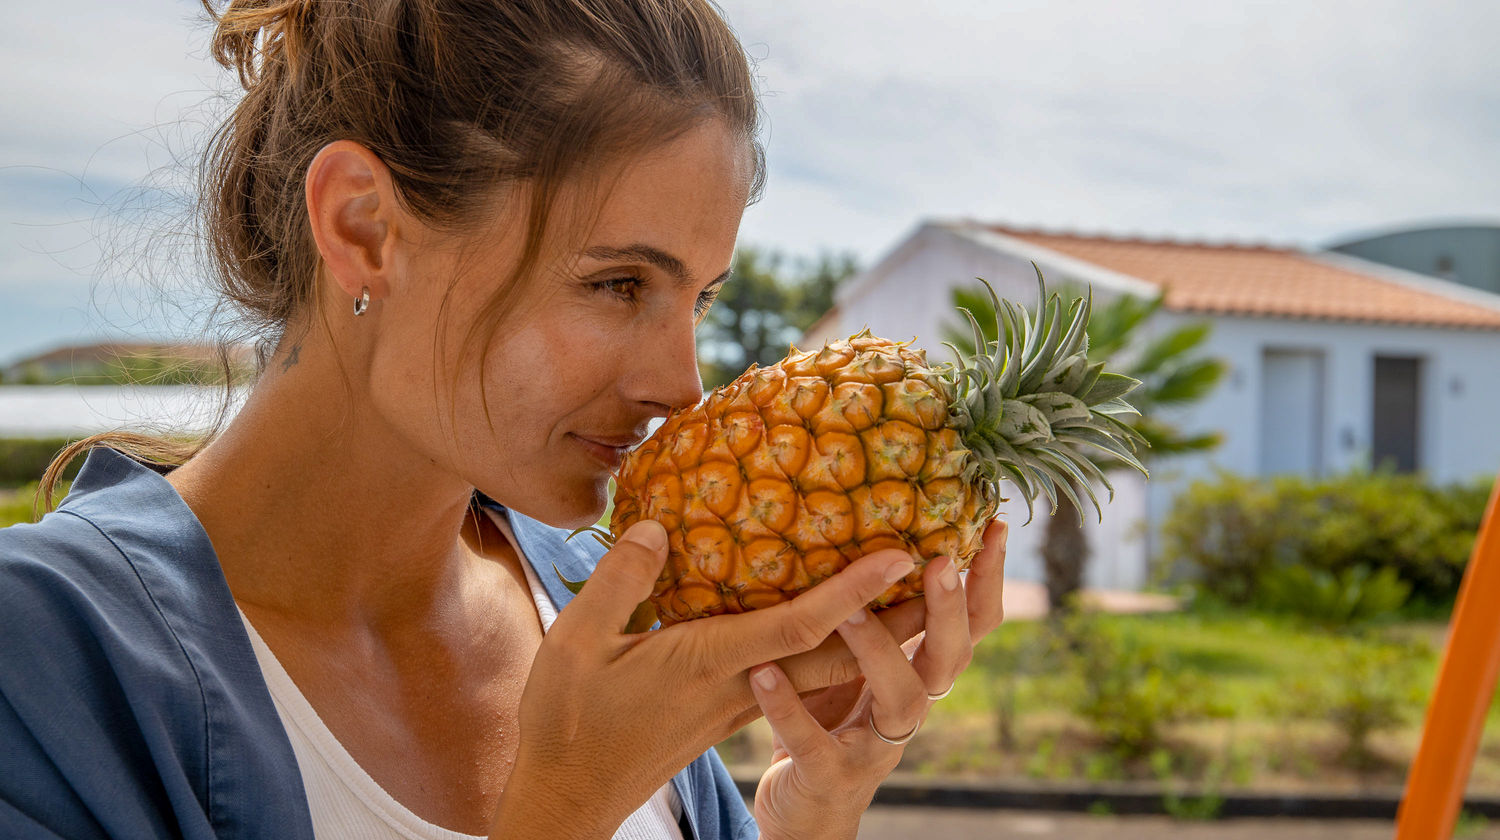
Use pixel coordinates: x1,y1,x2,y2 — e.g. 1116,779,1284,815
592,276,644,303
693,284,722,320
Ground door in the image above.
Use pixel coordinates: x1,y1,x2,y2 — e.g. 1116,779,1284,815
1372,356,1422,473
1260,349,1325,476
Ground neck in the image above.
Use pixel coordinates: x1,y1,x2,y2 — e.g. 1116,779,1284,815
167,340,496,633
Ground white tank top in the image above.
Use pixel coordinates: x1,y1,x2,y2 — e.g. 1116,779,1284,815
237,509,685,840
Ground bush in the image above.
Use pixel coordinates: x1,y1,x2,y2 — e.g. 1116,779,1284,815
1256,564,1411,628
973,625,1052,752
1162,469,1492,609
0,438,81,487
1282,637,1427,769
1061,614,1218,756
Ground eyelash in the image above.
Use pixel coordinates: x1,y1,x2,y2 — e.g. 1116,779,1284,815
591,276,722,320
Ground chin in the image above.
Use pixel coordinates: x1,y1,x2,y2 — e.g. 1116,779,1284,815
495,479,609,530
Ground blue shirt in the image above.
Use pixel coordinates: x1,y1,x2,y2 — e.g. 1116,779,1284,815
0,447,754,840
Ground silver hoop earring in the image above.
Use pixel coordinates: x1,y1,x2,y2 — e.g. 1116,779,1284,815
353,286,370,316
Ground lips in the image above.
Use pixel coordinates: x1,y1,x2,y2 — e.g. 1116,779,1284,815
570,431,646,469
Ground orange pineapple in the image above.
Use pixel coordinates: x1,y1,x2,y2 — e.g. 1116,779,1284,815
604,274,1148,626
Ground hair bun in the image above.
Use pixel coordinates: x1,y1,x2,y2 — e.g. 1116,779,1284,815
202,0,314,89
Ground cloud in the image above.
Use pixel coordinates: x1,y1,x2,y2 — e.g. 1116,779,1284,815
727,0,1500,257
2,0,1498,359
1,1,226,184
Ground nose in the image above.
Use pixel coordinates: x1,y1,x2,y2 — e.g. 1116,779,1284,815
630,315,704,416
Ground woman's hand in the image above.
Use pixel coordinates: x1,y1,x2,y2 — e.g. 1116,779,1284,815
488,520,925,840
746,519,1009,840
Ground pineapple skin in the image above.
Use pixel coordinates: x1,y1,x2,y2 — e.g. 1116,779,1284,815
610,334,996,626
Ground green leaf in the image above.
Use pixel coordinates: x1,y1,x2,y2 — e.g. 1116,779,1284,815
1021,392,1092,426
1076,360,1105,400
1132,323,1212,377
1086,293,1162,361
1149,359,1228,406
999,398,1053,446
624,600,659,634
554,565,659,633
555,565,588,595
1084,372,1141,405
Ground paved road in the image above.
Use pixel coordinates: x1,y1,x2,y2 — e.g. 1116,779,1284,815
854,807,1500,839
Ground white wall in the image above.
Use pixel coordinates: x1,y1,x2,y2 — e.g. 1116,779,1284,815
825,223,1152,591
816,222,1500,591
1162,313,1500,486
1142,314,1500,585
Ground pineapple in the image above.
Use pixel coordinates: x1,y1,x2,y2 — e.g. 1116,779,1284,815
602,272,1148,626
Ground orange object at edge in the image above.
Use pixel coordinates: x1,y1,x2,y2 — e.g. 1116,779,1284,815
1395,474,1500,839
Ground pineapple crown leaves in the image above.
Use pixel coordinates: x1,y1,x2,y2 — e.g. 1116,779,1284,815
944,265,1150,524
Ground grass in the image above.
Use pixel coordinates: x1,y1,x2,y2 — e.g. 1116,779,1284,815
720,607,1500,794
0,483,46,528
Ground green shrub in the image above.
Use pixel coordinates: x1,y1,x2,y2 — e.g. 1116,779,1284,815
1061,614,1217,756
973,624,1054,752
1150,748,1225,821
1158,472,1286,604
1285,637,1427,768
1162,469,1492,609
0,438,80,487
1255,563,1411,628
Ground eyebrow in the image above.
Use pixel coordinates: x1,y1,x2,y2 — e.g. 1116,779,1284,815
582,243,731,288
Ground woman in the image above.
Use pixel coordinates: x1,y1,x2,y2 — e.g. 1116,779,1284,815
0,1,1008,838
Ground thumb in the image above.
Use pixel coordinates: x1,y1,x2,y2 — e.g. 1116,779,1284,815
563,520,669,634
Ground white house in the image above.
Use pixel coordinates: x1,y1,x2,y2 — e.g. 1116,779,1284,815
804,220,1500,591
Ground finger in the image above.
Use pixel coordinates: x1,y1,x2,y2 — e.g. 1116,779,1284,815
963,519,1009,642
773,596,927,696
835,609,926,740
557,520,668,635
748,663,833,764
875,595,929,646
911,556,972,696
710,549,916,671
801,679,868,731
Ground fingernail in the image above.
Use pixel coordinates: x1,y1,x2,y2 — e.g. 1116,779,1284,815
753,667,778,691
938,559,960,592
884,559,916,584
843,608,868,626
620,520,667,552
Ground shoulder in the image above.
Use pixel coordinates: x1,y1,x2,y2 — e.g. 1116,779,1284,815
0,507,217,837
0,450,313,839
0,508,175,674
0,450,233,698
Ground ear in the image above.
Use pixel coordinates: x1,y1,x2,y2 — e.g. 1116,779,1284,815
304,140,405,307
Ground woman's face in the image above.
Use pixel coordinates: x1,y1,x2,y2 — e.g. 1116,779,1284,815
370,120,753,527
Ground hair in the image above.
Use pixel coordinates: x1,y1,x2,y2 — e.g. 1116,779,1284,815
40,0,765,510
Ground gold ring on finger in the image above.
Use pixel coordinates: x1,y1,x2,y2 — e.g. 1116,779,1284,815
927,683,955,701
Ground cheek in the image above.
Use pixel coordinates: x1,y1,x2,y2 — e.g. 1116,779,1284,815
467,319,616,441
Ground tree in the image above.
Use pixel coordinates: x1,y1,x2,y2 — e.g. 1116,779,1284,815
945,282,1226,613
696,247,858,389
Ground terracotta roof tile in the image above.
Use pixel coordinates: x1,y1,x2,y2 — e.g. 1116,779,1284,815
987,226,1500,330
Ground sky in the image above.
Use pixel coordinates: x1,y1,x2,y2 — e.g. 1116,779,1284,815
2,0,1498,364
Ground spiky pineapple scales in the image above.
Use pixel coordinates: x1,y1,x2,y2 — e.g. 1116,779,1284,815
609,272,1148,626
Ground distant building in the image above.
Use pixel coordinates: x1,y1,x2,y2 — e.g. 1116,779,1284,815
808,220,1500,591
0,342,255,386
1328,222,1500,295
